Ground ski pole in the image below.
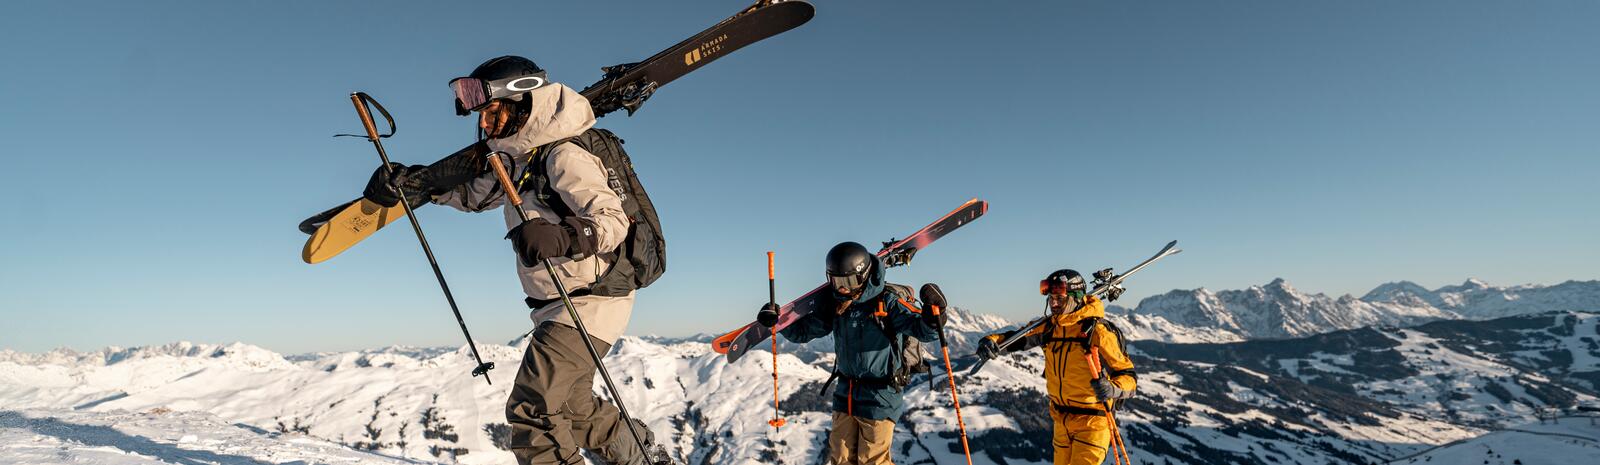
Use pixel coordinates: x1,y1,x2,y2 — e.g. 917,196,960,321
348,92,495,385
930,303,974,465
1087,347,1133,465
767,251,787,429
484,151,653,459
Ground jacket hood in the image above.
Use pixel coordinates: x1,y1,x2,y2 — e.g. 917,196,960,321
486,83,595,155
1053,295,1106,326
835,254,887,305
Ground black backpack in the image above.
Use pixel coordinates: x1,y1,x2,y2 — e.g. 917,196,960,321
1076,317,1130,362
527,128,666,296
878,283,932,390
1077,316,1135,409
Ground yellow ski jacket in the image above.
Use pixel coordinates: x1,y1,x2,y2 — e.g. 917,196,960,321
984,296,1137,413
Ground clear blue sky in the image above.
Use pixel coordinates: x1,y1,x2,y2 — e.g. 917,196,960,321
2,1,1596,354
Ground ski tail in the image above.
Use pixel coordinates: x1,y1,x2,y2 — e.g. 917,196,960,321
300,199,356,235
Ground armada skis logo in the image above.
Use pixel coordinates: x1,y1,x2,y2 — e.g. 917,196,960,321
684,34,730,66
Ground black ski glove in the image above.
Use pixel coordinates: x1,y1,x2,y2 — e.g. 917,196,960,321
976,335,1003,360
1091,377,1134,402
505,217,599,267
757,302,780,328
362,163,435,208
918,283,948,329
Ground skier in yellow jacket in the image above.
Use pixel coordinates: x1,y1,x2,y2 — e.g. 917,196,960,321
975,269,1137,465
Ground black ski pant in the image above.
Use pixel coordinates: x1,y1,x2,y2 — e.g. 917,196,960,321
507,321,646,465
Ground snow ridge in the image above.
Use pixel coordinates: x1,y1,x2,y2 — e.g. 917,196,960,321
1124,278,1600,341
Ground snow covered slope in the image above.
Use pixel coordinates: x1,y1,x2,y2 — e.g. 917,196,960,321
1364,279,1600,320
1122,278,1600,341
1388,416,1600,465
1127,279,1452,340
5,311,1599,464
0,408,412,464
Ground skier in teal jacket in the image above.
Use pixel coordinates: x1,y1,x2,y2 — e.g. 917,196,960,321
757,241,943,465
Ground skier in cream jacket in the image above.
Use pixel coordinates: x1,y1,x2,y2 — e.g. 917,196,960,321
360,55,665,465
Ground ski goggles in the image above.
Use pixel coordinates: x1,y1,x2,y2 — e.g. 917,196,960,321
828,270,870,296
1040,279,1087,298
449,72,550,116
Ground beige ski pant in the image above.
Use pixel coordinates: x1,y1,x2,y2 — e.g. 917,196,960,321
828,412,896,465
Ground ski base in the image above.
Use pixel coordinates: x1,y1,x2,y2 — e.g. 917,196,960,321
301,199,408,264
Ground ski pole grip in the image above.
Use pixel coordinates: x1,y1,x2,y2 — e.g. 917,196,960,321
767,251,775,280
485,154,524,207
349,93,383,142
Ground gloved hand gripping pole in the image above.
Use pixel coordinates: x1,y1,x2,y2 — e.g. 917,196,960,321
484,151,652,460
349,92,494,384
931,302,974,465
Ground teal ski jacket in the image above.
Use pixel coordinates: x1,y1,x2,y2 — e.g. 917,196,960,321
778,255,938,420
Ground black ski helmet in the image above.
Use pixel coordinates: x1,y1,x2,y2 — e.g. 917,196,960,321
825,242,875,296
1040,269,1087,296
450,55,549,116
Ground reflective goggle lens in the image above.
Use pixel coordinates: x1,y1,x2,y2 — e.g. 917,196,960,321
450,72,550,116
829,272,867,295
1039,279,1086,297
450,78,489,115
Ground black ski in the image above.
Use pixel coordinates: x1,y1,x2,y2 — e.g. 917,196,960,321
299,1,814,236
583,1,815,117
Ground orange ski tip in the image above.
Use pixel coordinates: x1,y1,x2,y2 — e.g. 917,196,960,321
710,325,748,354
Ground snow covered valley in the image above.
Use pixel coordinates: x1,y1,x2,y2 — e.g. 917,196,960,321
4,279,1600,464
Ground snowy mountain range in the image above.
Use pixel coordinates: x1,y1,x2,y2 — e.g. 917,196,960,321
4,278,1599,464
1114,278,1600,342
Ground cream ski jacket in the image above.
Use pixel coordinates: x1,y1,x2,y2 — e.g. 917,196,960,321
434,83,635,344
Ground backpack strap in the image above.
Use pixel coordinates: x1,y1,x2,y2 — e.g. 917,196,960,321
868,302,906,393
1098,319,1137,380
524,136,623,270
523,140,577,219
1080,317,1139,380
1077,317,1101,355
819,371,840,397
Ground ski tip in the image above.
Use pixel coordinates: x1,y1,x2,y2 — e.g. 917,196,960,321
961,198,989,215
710,324,749,354
770,0,817,20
